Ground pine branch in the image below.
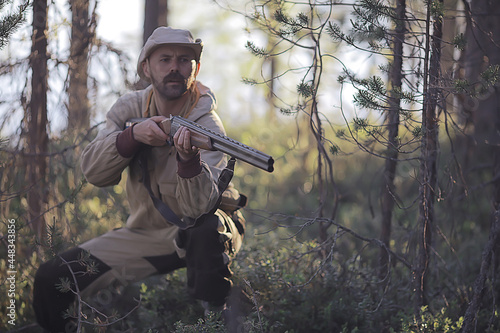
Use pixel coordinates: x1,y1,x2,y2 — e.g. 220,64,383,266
0,0,31,50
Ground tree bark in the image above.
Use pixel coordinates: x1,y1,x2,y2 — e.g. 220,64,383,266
462,205,500,332
67,0,91,133
27,0,49,242
379,0,405,278
460,0,500,330
414,0,443,312
143,0,168,45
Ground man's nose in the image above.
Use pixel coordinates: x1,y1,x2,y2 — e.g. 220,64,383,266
170,59,181,72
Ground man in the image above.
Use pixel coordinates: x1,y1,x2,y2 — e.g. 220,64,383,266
33,27,245,333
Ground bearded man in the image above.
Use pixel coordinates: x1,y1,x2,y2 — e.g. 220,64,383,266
33,27,245,333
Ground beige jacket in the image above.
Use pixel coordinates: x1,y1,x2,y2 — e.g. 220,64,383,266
81,82,227,230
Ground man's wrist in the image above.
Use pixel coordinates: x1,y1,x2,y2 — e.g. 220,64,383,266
116,123,143,158
177,151,202,178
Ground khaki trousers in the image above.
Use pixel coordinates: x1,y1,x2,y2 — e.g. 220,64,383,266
33,210,243,333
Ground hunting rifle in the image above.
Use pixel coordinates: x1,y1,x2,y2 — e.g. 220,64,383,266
125,116,274,172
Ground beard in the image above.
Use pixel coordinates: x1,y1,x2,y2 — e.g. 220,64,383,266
151,71,195,100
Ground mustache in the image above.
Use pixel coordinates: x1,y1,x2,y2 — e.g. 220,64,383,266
163,72,186,84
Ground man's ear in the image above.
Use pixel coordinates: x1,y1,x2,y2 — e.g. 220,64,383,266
142,60,151,79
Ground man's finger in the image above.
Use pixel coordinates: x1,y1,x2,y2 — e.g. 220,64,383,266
149,115,167,124
133,118,168,145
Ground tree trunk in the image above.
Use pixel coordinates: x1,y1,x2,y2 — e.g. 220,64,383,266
137,0,168,89
462,202,500,332
379,0,405,278
460,0,500,330
67,0,91,133
462,126,500,332
27,0,49,242
413,0,443,312
143,0,168,44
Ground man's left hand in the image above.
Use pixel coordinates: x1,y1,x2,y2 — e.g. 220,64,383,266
174,126,200,161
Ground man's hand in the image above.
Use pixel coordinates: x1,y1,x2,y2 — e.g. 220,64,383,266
174,126,200,161
132,116,168,146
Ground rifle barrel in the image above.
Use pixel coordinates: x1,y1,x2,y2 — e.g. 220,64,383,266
171,116,274,172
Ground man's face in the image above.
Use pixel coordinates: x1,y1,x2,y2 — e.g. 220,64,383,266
144,45,199,100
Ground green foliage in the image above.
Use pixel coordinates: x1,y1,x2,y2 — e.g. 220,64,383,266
274,9,308,28
392,86,417,104
430,0,444,20
452,79,469,94
106,227,483,332
279,107,294,116
245,41,269,58
0,0,30,49
354,89,384,110
353,117,369,131
412,125,422,138
349,0,395,48
116,272,205,332
452,64,500,97
398,306,464,333
173,312,227,333
296,81,314,98
242,77,259,85
273,8,307,37
480,64,500,86
327,22,346,43
329,143,339,155
452,33,466,51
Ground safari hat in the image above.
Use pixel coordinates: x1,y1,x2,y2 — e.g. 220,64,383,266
137,26,203,81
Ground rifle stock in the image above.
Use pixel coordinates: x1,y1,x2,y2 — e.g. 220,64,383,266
125,116,274,172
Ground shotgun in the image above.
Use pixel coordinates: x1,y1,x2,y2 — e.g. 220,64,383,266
125,116,274,172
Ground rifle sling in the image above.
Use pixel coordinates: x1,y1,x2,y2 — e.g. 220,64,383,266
138,151,235,230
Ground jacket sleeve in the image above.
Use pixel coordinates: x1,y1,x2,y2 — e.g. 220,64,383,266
174,96,228,219
81,93,142,187
175,160,222,219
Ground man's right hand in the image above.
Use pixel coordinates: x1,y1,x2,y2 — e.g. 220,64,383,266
132,116,168,146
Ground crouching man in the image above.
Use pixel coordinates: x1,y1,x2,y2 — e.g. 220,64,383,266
33,26,245,332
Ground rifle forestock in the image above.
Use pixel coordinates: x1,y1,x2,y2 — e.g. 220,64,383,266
125,116,274,172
